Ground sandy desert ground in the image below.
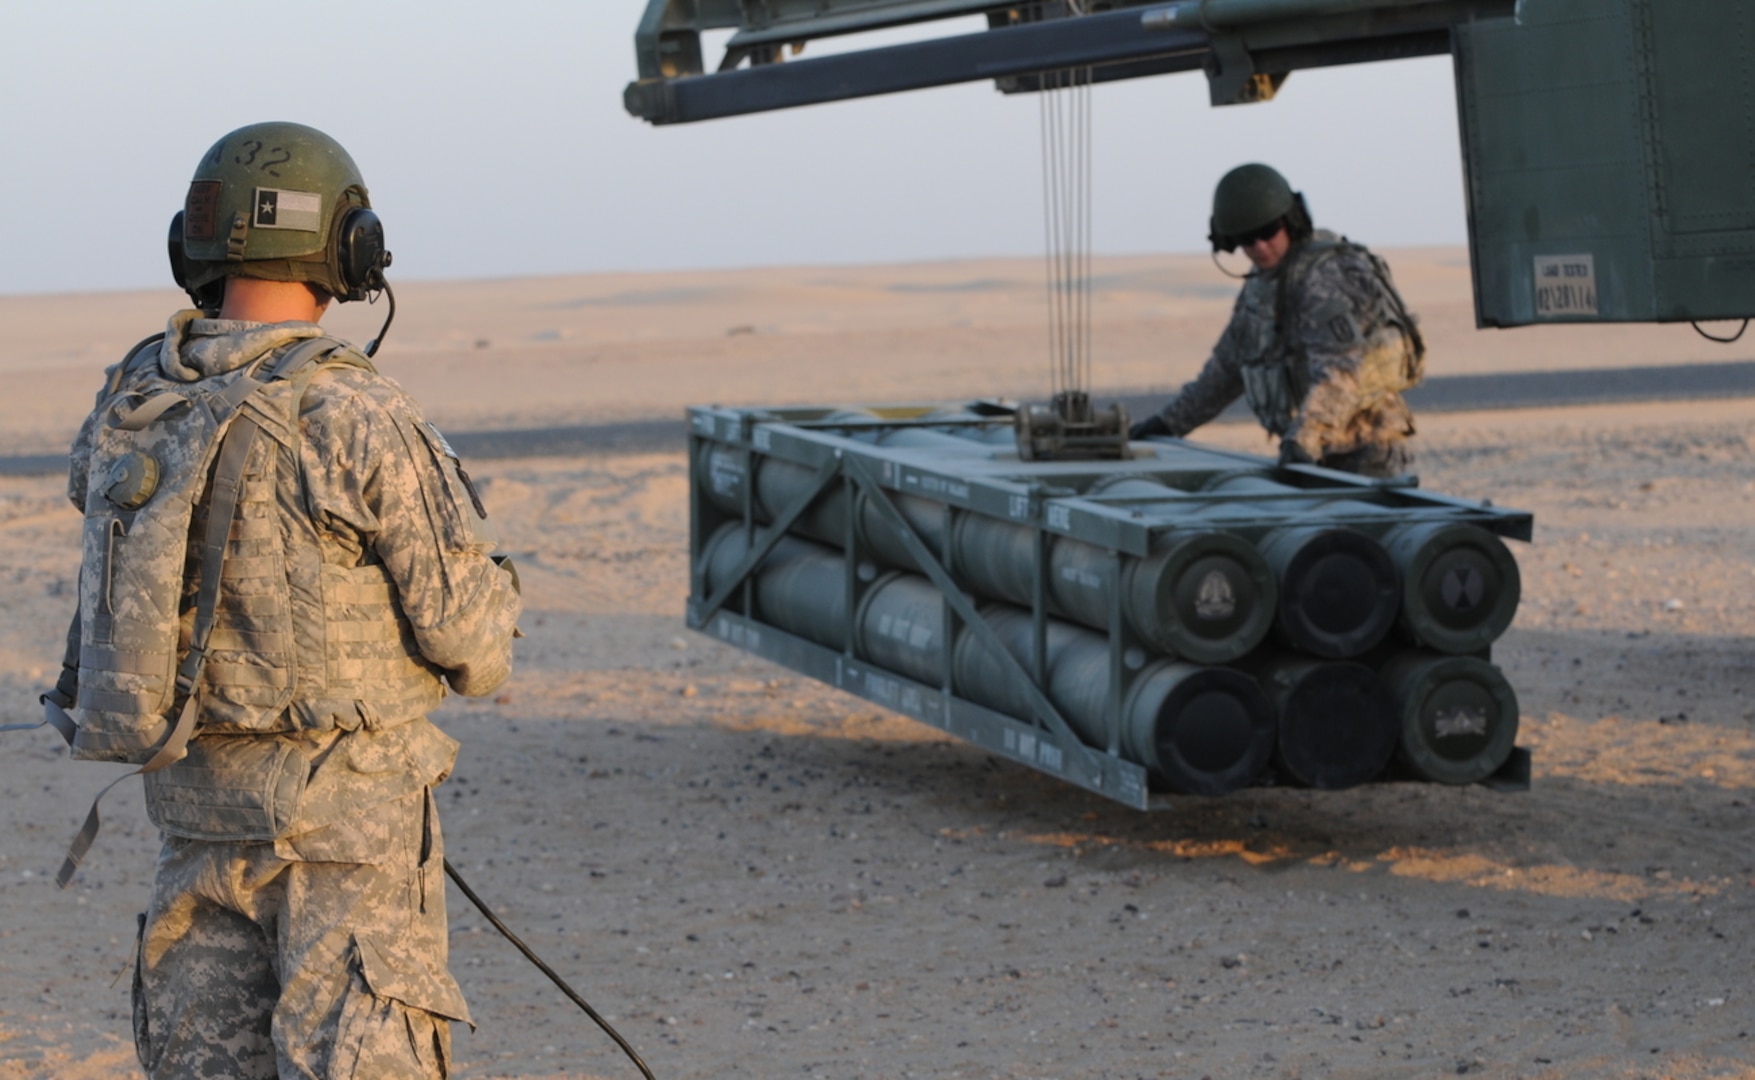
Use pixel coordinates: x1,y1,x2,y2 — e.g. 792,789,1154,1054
0,250,1753,1079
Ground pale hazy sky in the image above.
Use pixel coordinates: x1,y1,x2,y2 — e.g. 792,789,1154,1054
0,2,1467,296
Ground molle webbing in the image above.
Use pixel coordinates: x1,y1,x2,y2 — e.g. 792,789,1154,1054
140,735,309,842
193,358,444,734
192,460,297,725
317,563,446,725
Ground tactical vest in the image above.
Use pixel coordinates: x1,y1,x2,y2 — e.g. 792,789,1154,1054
1238,238,1425,436
1234,277,1298,436
33,331,468,881
67,333,445,766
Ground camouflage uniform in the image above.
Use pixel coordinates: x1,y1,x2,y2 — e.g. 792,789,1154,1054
1150,230,1420,477
69,311,520,1078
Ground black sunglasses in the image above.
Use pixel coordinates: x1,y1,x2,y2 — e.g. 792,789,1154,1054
1220,219,1285,253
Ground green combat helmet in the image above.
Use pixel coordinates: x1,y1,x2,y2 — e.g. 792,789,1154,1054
1208,163,1309,252
169,121,390,311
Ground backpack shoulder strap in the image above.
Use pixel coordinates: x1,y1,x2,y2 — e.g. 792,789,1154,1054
267,335,342,381
103,333,168,398
1333,239,1426,363
1362,245,1425,362
265,335,373,382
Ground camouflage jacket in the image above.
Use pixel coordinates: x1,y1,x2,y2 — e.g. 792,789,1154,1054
1153,230,1421,459
67,311,521,860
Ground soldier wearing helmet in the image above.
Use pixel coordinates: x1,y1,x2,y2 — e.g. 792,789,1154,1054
1130,164,1425,477
49,122,521,1077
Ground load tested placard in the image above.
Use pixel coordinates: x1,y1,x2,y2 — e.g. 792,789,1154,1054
1533,254,1597,317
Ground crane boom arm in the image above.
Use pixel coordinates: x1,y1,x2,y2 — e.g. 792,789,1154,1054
626,0,1512,124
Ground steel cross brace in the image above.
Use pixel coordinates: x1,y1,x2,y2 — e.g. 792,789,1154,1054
842,455,1113,788
690,451,844,631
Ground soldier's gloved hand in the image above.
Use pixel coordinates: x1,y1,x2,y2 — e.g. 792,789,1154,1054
491,554,521,595
1277,439,1316,467
489,555,527,639
448,656,514,698
1129,414,1171,441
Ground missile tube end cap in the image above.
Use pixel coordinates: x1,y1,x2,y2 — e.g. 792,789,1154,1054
1386,521,1522,654
1381,651,1520,785
1126,662,1275,796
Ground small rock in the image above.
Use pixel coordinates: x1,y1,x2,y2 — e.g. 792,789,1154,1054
681,684,698,698
1043,874,1068,888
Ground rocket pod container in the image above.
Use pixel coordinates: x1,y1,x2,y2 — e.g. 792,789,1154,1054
686,402,1534,808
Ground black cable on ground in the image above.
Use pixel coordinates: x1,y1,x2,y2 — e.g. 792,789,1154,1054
444,858,656,1080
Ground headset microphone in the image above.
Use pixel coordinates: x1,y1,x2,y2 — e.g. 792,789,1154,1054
334,206,396,356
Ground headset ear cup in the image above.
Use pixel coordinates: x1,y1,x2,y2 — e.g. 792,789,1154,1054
1289,192,1312,241
1209,215,1237,254
168,211,224,312
334,208,388,301
167,212,190,291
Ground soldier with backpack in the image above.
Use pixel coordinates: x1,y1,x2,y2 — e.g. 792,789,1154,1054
1130,163,1426,478
43,121,522,1077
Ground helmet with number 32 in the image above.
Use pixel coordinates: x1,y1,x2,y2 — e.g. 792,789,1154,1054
172,121,387,308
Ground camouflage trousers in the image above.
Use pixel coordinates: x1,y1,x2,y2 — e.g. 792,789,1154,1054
131,789,470,1078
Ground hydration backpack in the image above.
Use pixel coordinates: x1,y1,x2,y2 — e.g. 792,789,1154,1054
39,332,361,884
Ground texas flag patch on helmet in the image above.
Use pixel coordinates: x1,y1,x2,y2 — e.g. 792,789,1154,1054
252,188,322,231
